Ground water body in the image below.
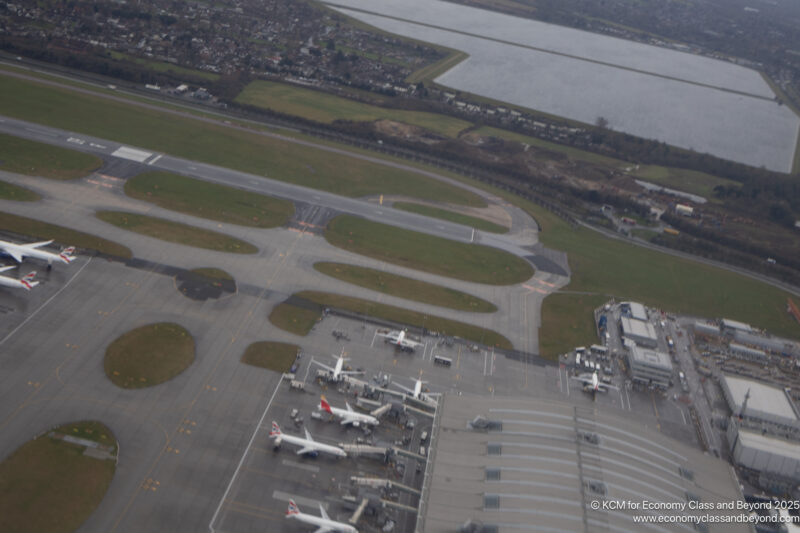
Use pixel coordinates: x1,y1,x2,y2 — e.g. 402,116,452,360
324,0,799,173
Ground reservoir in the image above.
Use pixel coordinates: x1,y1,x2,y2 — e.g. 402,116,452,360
325,0,800,172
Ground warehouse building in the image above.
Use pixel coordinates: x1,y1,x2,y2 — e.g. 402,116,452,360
620,301,648,321
721,374,800,438
420,394,749,532
619,316,658,348
721,318,754,336
727,421,800,493
729,342,768,363
627,344,673,388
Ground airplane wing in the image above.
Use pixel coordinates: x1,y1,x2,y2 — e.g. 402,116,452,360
23,240,53,249
4,249,23,263
0,265,15,273
318,503,330,521
312,526,334,533
312,360,335,373
304,428,314,441
297,445,318,455
392,382,416,395
570,374,593,386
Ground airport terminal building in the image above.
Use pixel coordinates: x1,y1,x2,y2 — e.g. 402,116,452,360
420,394,748,532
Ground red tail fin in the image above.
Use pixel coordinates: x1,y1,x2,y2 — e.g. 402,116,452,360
320,396,332,413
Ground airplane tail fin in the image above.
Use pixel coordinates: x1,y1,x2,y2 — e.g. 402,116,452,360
286,499,300,516
269,421,281,437
59,247,76,263
320,395,332,413
21,271,38,290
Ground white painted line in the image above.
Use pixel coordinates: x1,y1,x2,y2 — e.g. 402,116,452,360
147,154,163,166
491,349,496,376
272,491,328,511
625,388,632,410
281,459,319,473
565,370,570,396
0,257,92,347
209,375,285,532
303,358,313,383
470,228,475,242
618,389,624,407
111,146,152,162
370,330,379,348
557,367,563,393
680,407,687,425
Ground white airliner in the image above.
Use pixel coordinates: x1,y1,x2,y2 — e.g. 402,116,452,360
319,396,379,427
571,371,618,397
393,378,435,405
0,267,39,290
0,239,75,266
269,422,347,458
286,499,358,533
379,329,424,352
312,350,363,381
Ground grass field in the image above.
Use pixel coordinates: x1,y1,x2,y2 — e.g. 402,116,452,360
241,341,299,373
0,211,132,258
325,215,533,285
539,293,608,359
314,262,497,312
0,421,115,533
125,171,295,228
96,211,258,254
268,302,322,336
0,73,485,206
235,81,472,138
294,290,512,349
0,133,102,180
517,196,800,356
392,202,508,233
104,322,195,389
0,180,40,201
475,126,738,199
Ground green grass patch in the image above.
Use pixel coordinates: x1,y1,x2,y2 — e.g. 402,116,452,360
268,302,321,336
96,211,257,254
392,201,508,233
191,267,234,281
125,171,294,228
0,73,484,206
241,341,299,372
0,421,115,533
325,215,533,285
632,165,740,200
0,180,40,201
539,293,607,359
104,322,195,389
0,133,102,180
235,80,472,138
296,290,512,349
0,211,132,258
314,261,497,312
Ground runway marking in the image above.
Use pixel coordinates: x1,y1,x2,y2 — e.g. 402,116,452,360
111,146,152,162
0,257,92,347
208,373,284,531
147,154,163,166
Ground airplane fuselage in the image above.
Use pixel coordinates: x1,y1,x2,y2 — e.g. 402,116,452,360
287,509,358,533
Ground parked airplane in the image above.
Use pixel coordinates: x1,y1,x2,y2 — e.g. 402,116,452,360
0,239,75,267
0,267,39,291
269,422,347,458
286,499,358,533
392,377,435,406
319,396,379,427
571,371,618,399
379,329,423,352
312,350,363,381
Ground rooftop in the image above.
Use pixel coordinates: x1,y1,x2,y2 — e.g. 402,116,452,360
737,427,800,461
724,374,799,422
721,318,753,333
421,394,748,533
629,345,673,370
620,316,657,341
